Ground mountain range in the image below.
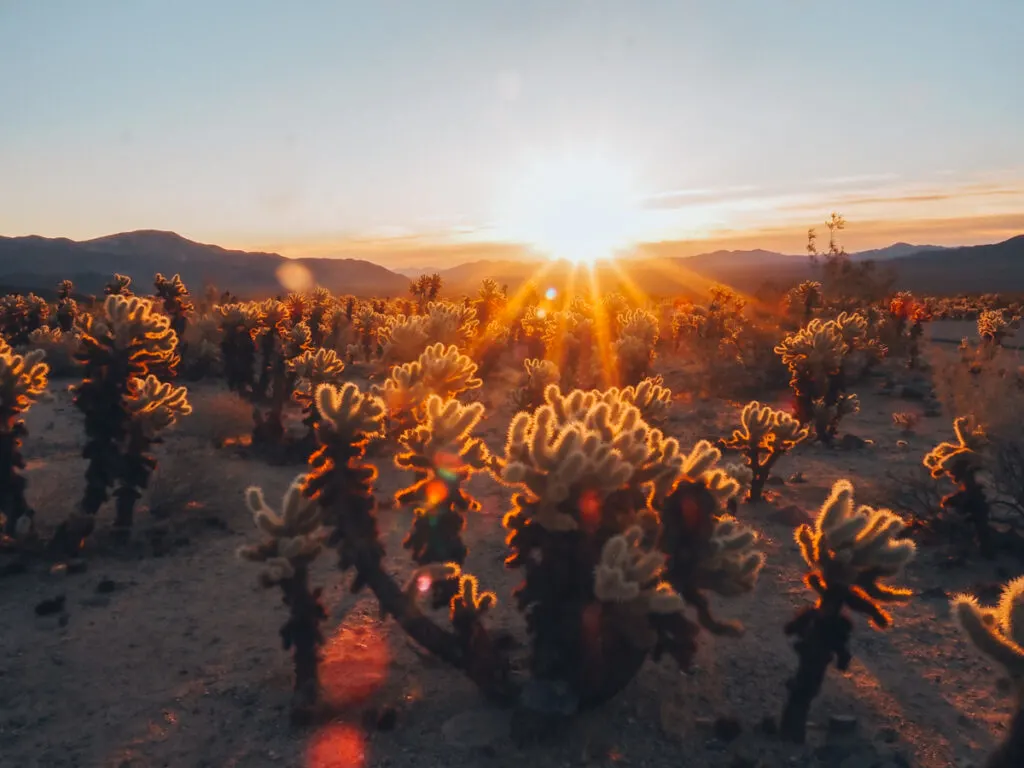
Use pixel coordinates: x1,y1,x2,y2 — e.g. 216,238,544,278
0,230,1021,299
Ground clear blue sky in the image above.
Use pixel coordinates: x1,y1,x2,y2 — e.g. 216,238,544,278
2,0,1022,261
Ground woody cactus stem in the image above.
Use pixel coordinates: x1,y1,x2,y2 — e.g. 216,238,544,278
722,401,809,503
951,578,1024,768
781,480,915,742
239,477,328,724
302,382,515,703
0,341,48,538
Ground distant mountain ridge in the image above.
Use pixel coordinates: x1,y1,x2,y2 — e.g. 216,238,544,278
0,230,1020,299
0,230,410,298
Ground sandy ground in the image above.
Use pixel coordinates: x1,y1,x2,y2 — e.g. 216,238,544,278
1,355,1020,768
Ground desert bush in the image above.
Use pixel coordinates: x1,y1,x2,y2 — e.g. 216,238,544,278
952,578,1024,768
239,477,328,723
781,479,915,742
722,401,809,503
0,339,48,538
52,295,191,553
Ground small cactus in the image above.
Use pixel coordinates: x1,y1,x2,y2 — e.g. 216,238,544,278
0,342,49,537
239,476,328,724
722,401,809,502
951,579,1024,767
780,479,915,742
925,416,993,558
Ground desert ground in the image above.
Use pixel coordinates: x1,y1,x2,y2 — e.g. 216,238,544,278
0,338,1019,768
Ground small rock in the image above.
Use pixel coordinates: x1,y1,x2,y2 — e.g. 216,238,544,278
787,472,806,484
839,434,868,450
713,715,742,743
827,714,858,736
877,726,899,743
35,595,66,616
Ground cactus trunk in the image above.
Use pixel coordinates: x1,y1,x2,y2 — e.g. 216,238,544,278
987,695,1024,768
280,563,324,725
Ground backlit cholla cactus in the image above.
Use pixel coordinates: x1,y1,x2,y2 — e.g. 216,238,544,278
53,295,183,552
0,293,50,347
722,401,809,502
179,313,222,380
775,317,860,443
153,272,193,341
239,476,328,723
924,416,993,557
375,343,482,436
0,341,48,537
613,308,659,385
378,313,431,364
424,300,479,349
593,526,689,651
979,309,1011,349
951,578,1024,768
477,319,512,375
509,358,561,412
834,310,887,378
251,303,311,449
105,273,133,296
543,310,597,389
608,376,672,426
215,302,261,396
303,382,386,590
27,326,82,377
781,479,916,742
785,281,822,325
496,385,764,713
394,396,490,603
288,347,347,438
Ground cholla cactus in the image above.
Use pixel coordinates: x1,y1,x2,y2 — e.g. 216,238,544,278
891,411,920,435
722,401,809,502
0,343,48,537
288,347,347,441
785,281,822,325
979,309,1011,350
509,358,561,412
497,385,762,712
424,300,478,349
54,295,184,552
610,376,672,426
375,343,481,436
951,578,1024,767
27,326,82,377
105,273,133,296
477,319,511,376
775,317,861,443
614,308,660,385
153,272,193,342
925,416,993,557
394,396,490,602
0,293,50,347
378,313,431,364
781,479,915,742
303,383,386,589
543,310,597,389
215,302,261,395
239,476,328,723
249,303,312,450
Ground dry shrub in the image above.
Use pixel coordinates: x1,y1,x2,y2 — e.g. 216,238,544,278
144,442,227,521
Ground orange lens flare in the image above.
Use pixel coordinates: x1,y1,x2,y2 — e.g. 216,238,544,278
306,723,366,768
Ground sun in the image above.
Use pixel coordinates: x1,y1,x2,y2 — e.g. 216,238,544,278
494,152,645,266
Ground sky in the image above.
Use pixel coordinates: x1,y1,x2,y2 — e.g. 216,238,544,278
2,0,1023,268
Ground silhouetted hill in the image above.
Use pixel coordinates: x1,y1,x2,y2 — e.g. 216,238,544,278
890,236,1024,294
0,231,410,298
